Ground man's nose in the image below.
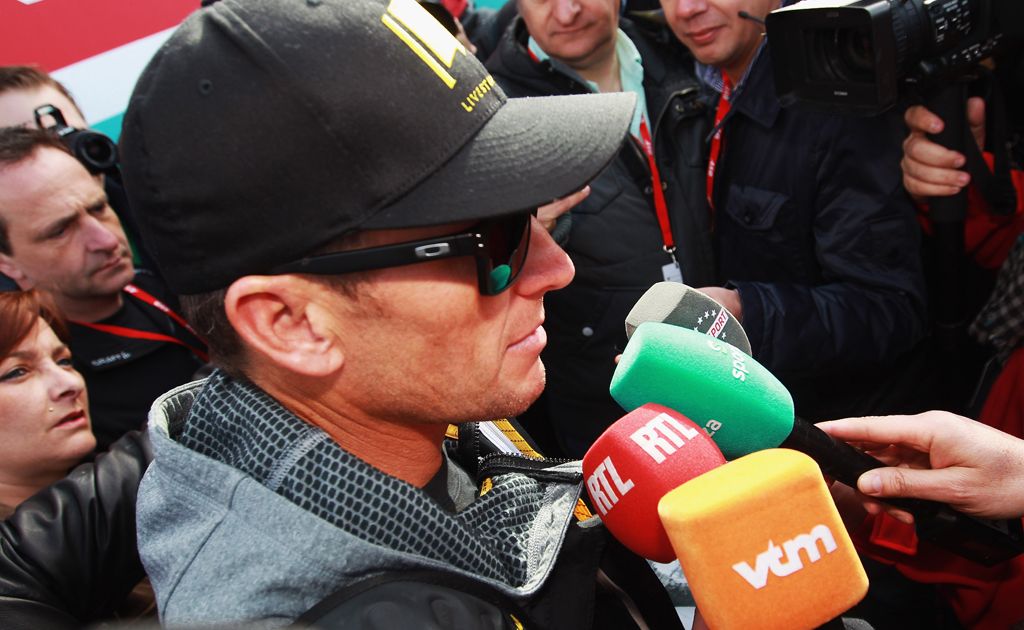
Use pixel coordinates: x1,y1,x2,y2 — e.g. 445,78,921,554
83,213,121,253
667,0,709,20
513,217,575,299
552,0,582,24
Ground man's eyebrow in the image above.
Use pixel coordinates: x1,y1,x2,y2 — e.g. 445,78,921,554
34,213,79,242
84,192,109,214
32,193,109,243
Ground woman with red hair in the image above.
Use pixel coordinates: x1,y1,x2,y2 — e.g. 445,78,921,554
0,290,95,517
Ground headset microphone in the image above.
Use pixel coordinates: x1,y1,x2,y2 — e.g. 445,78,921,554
737,10,766,24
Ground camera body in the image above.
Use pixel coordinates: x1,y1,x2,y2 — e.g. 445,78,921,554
33,104,119,175
765,0,1022,114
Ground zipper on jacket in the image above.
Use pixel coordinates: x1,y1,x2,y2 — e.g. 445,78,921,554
476,452,581,484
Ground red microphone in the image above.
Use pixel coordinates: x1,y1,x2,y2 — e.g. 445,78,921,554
581,403,726,562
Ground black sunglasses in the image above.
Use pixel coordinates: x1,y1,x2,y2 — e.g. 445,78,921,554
270,210,535,295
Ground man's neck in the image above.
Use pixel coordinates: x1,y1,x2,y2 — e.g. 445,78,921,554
720,43,761,87
265,377,448,488
573,47,622,94
56,291,124,323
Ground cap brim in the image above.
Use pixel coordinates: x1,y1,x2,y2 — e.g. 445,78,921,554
363,91,636,229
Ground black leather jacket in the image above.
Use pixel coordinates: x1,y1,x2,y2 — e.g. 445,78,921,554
0,431,152,630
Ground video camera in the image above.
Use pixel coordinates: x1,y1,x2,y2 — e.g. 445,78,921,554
33,104,118,175
765,0,1023,115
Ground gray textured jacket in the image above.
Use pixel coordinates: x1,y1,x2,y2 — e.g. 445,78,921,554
136,377,592,628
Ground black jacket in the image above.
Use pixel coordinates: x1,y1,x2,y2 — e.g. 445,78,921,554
486,18,716,455
0,431,152,630
70,271,206,451
710,49,928,420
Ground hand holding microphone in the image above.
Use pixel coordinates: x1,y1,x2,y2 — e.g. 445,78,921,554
611,321,1024,565
625,281,750,354
819,412,1024,521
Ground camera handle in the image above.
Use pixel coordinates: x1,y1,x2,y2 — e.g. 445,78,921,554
925,80,970,331
923,81,972,410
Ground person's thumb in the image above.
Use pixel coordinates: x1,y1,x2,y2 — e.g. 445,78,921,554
857,466,950,505
966,96,986,152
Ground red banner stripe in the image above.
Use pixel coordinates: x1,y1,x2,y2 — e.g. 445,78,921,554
2,0,196,71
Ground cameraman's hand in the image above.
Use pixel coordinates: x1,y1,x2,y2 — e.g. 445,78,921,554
901,97,986,200
818,411,1024,521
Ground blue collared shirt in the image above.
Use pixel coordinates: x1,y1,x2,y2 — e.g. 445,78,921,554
695,37,767,103
697,0,793,101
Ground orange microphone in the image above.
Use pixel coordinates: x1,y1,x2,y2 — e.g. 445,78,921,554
582,404,726,562
658,449,868,630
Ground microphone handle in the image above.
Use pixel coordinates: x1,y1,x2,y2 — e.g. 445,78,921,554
783,417,935,511
784,417,1024,566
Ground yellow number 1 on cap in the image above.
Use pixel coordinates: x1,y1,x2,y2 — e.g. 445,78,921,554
382,0,467,89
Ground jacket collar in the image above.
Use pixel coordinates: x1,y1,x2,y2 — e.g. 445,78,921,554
722,47,781,129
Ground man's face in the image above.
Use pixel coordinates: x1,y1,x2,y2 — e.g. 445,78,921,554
660,0,777,79
0,148,134,301
0,85,88,129
325,216,575,425
518,0,620,71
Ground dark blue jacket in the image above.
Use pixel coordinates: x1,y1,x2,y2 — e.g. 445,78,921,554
710,49,928,420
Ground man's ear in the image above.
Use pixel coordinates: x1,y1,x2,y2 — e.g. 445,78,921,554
0,254,32,289
224,275,344,378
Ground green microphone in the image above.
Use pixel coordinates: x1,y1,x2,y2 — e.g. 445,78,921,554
612,321,792,459
610,322,1024,566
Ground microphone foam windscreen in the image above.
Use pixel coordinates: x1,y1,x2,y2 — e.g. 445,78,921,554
658,449,868,630
582,404,726,562
625,282,751,354
610,322,794,459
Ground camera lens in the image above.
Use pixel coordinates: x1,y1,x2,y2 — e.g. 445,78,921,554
814,25,876,83
836,28,875,78
66,130,118,174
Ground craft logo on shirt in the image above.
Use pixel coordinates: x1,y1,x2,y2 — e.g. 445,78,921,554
91,351,132,368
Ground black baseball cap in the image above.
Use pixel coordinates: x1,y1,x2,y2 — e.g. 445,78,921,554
120,0,634,295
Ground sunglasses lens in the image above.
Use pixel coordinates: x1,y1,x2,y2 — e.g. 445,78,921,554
483,212,532,294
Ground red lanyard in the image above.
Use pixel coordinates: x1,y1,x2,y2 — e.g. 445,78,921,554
73,284,209,363
637,116,677,258
706,77,733,212
525,49,676,261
